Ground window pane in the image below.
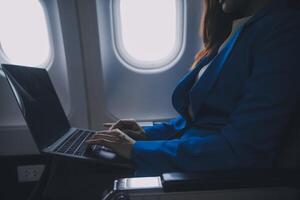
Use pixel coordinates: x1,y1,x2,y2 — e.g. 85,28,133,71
115,0,181,69
0,0,51,67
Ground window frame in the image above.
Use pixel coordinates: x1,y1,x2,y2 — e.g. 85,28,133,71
0,0,72,128
111,0,186,73
0,0,54,69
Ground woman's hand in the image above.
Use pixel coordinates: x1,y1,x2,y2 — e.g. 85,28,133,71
104,119,147,140
85,129,136,159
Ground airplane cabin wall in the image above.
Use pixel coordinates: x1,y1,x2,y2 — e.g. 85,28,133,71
0,0,203,155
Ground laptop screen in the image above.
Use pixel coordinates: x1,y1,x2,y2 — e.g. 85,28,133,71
2,64,71,150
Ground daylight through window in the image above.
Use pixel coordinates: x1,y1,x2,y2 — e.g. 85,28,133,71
0,0,51,67
113,0,184,70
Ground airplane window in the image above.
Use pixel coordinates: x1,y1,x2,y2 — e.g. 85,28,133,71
0,0,51,67
113,0,184,71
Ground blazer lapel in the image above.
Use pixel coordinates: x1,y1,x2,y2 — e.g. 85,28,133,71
172,53,216,119
189,27,244,119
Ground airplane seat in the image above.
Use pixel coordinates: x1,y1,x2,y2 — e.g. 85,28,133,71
103,115,300,200
275,112,300,169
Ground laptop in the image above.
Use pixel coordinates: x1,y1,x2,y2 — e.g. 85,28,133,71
1,64,131,167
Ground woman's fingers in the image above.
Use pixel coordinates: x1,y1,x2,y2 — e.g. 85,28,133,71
103,119,142,134
123,129,140,134
86,129,136,159
90,129,135,142
109,119,137,130
85,138,115,149
94,130,122,137
109,121,124,130
103,122,121,130
91,130,128,142
103,123,114,128
90,133,119,141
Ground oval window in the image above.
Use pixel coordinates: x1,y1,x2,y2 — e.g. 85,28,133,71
113,0,184,70
0,0,51,67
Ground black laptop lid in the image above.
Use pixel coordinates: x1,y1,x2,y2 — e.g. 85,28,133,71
1,64,71,150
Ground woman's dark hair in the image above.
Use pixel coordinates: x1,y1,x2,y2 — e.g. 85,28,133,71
192,0,299,68
192,0,233,68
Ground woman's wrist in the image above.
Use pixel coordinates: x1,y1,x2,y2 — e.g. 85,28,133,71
128,140,137,159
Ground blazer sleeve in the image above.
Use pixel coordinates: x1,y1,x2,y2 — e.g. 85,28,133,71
132,20,300,176
143,115,186,140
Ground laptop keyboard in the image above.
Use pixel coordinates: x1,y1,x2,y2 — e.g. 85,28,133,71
55,129,94,155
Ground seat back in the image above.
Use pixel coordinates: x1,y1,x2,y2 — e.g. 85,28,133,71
276,112,300,169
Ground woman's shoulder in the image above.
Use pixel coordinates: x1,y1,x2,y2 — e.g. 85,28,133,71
268,9,300,28
261,0,300,27
246,10,300,47
265,3,299,29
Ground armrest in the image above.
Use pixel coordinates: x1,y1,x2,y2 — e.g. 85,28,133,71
161,169,300,192
108,169,300,200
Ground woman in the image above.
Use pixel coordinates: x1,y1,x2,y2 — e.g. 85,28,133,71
87,0,300,176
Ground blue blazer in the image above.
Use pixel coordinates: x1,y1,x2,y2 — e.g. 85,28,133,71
132,0,300,176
